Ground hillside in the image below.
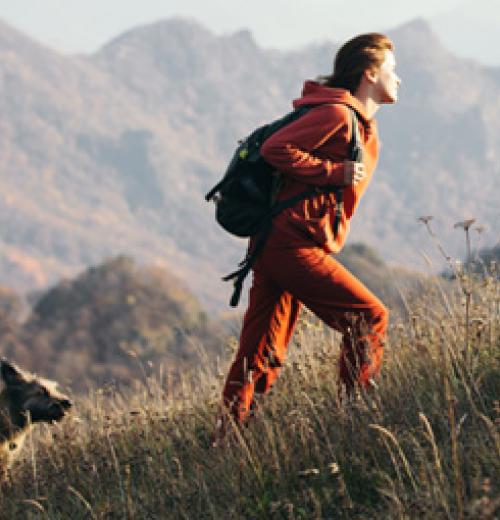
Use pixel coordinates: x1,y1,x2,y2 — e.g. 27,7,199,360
0,17,498,311
0,266,498,518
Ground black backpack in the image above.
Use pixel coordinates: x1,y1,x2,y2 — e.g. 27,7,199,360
206,105,362,307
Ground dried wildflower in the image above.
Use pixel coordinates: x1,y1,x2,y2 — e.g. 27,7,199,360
454,218,476,230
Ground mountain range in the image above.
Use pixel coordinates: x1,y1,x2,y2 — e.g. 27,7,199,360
0,17,498,311
429,0,500,67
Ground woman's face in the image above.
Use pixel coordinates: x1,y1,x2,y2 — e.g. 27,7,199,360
373,49,401,104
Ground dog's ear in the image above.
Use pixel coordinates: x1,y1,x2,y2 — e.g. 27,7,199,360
1,360,25,386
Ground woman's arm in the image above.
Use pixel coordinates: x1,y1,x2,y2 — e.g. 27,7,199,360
261,104,353,186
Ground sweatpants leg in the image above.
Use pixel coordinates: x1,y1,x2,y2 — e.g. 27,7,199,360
260,246,388,396
222,245,388,422
222,269,301,423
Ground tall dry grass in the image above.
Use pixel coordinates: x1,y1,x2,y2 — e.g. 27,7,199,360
0,262,498,519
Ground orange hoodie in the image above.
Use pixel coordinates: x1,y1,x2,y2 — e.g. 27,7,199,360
260,81,379,254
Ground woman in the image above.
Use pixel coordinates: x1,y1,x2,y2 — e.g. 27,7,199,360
217,33,401,436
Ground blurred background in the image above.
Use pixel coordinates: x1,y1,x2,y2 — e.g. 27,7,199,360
0,0,498,390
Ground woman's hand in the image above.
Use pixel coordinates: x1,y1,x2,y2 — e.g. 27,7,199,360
343,160,366,185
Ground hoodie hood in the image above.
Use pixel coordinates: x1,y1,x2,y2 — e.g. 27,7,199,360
293,81,372,125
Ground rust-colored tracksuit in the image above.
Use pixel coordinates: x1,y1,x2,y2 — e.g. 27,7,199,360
222,82,389,422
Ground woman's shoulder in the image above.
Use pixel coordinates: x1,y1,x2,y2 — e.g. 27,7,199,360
305,102,351,121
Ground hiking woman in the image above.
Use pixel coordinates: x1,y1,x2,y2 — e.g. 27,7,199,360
217,33,401,435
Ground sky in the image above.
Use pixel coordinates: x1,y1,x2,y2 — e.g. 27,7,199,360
0,0,469,55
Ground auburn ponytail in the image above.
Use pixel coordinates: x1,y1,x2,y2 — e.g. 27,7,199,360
319,33,394,94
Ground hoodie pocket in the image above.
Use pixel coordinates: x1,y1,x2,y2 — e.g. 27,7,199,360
286,195,337,247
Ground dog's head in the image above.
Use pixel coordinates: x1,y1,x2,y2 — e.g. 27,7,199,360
1,360,72,424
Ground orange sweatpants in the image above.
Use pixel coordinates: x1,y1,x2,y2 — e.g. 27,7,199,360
222,245,388,423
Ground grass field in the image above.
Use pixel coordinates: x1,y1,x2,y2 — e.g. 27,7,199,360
0,265,498,519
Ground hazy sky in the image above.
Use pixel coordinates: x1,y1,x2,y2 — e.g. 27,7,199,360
0,0,466,54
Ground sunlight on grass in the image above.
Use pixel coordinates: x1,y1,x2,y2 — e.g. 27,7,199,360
0,262,498,519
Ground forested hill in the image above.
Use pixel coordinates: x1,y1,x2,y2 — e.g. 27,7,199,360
0,256,225,392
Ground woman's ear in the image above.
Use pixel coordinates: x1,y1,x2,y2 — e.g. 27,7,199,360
364,66,379,85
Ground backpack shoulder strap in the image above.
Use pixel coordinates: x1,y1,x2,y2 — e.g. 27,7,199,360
348,109,363,162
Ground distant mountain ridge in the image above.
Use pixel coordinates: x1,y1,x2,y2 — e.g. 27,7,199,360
0,17,498,310
429,0,500,67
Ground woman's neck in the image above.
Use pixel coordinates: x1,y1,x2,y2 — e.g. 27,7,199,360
353,91,380,120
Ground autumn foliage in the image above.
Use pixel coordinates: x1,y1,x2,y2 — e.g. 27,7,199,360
0,256,224,392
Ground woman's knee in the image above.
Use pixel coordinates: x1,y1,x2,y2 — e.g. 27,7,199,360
371,302,389,333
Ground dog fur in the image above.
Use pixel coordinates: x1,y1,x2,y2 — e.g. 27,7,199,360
0,359,72,479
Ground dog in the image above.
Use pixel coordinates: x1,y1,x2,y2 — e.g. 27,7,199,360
0,359,72,479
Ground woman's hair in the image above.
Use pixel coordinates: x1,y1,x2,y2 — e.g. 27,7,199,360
319,33,394,94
